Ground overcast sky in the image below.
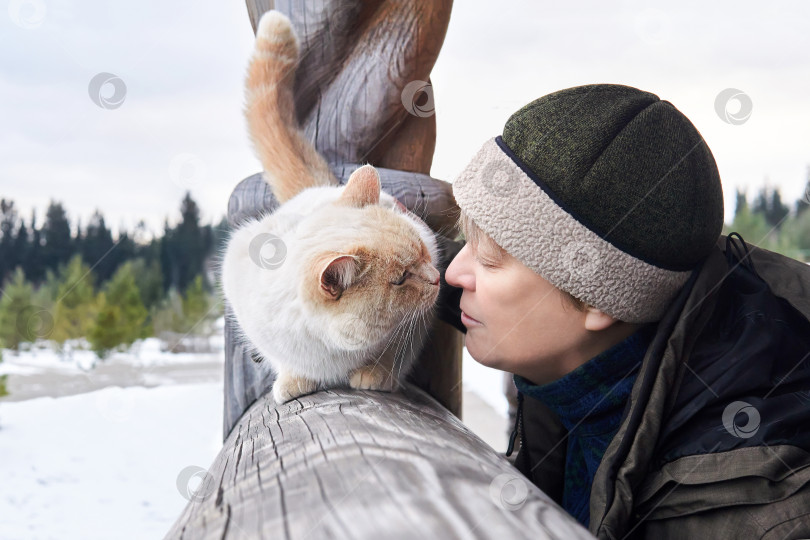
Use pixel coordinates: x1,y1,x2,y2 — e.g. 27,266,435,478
2,0,808,240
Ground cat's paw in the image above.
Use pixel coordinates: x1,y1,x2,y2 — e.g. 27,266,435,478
349,363,399,393
273,372,318,403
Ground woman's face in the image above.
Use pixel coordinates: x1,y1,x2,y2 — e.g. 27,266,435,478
444,241,592,384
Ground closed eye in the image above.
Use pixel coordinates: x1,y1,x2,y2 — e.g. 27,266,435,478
392,271,409,285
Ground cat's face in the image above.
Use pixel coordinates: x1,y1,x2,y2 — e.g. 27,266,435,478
301,165,440,350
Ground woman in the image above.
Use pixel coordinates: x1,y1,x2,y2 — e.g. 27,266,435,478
441,83,810,539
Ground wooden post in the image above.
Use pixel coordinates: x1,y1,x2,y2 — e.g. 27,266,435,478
166,386,596,539
223,0,463,440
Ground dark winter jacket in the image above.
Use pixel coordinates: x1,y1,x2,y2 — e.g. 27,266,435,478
440,234,810,539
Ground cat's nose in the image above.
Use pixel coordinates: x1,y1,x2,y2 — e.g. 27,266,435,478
425,266,440,286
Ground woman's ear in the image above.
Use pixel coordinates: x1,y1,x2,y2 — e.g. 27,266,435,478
583,306,620,332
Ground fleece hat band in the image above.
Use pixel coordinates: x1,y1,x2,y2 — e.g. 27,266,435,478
452,136,692,323
452,84,724,323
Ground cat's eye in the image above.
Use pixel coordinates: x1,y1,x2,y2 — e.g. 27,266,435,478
392,271,409,285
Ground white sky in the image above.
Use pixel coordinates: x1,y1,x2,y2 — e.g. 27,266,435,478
2,0,809,240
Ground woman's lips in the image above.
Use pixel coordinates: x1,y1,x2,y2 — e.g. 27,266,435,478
460,310,482,326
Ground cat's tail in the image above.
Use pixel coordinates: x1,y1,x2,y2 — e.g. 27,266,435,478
244,11,338,203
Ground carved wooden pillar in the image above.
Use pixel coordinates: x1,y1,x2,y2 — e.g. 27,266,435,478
224,0,462,440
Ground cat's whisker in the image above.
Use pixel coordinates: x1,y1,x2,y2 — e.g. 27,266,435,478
373,309,412,367
394,311,415,364
398,310,420,382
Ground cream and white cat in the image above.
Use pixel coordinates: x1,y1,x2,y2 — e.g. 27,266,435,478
220,11,441,404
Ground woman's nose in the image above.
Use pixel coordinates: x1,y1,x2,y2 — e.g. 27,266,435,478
445,243,475,291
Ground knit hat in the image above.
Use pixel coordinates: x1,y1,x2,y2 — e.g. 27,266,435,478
452,83,724,323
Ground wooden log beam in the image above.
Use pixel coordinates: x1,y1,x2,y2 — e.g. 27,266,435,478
166,384,596,539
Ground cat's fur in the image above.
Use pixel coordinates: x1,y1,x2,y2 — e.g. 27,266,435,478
220,11,441,404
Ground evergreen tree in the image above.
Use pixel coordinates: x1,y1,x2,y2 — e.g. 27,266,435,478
182,275,211,334
41,201,73,275
88,261,149,359
751,185,790,230
161,193,212,294
159,218,178,294
79,210,116,283
778,207,810,261
113,229,137,271
34,268,60,311
25,210,45,284
51,255,97,352
724,203,774,249
0,199,19,285
129,257,164,312
797,166,810,217
0,267,35,350
13,219,29,279
734,188,747,218
150,287,186,351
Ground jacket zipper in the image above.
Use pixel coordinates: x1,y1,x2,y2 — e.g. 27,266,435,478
506,390,524,457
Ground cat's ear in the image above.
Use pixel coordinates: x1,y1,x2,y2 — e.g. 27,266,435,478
318,254,359,299
337,164,380,208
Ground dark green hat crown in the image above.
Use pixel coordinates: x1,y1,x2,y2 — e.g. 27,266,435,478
502,83,724,271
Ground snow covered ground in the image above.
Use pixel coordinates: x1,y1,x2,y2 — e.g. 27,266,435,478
0,384,223,540
0,330,508,539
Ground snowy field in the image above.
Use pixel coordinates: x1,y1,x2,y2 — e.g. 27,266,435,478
0,331,508,540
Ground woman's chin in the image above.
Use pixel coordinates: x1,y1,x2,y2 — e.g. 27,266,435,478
465,339,504,370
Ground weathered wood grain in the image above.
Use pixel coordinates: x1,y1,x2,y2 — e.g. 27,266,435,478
167,385,596,539
224,0,462,440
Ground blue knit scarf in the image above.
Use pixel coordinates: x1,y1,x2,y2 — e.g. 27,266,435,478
513,324,655,528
